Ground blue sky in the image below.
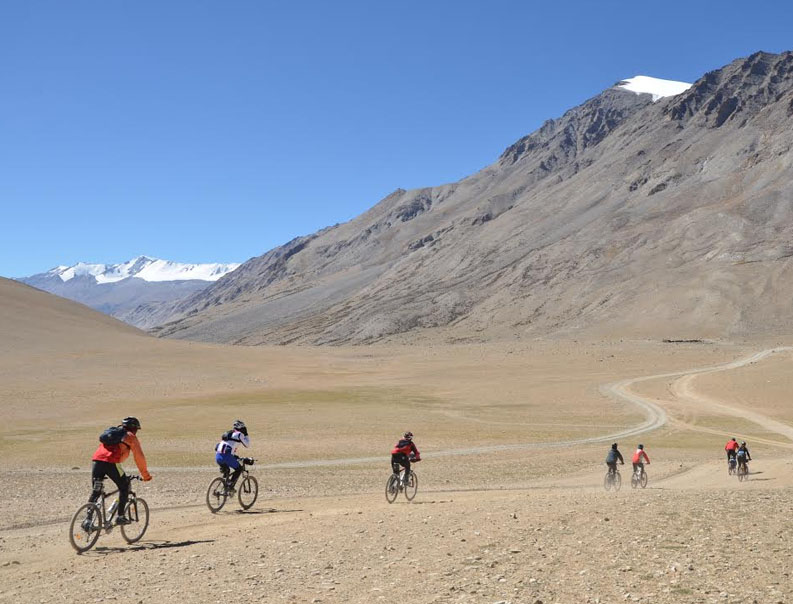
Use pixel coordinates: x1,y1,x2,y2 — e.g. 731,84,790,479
2,1,791,277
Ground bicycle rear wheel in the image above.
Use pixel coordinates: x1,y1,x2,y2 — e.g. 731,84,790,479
69,502,102,553
613,472,622,491
238,476,259,510
120,497,149,543
385,474,399,503
206,477,228,512
640,471,648,488
603,472,612,491
738,465,748,482
404,471,418,501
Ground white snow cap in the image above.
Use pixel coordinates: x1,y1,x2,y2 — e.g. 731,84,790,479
616,76,692,102
52,256,240,283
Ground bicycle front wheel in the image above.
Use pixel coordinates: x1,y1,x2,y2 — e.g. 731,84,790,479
206,477,227,513
120,497,149,543
238,476,259,510
385,474,399,503
69,502,102,554
404,471,418,501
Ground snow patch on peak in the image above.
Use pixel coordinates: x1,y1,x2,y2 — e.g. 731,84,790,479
51,257,240,284
134,259,242,282
616,76,692,102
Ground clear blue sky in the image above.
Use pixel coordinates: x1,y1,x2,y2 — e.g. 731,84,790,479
2,1,791,277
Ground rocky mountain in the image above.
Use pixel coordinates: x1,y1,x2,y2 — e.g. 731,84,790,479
154,51,793,345
20,256,239,328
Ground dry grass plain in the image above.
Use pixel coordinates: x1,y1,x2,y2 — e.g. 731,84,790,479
2,279,793,603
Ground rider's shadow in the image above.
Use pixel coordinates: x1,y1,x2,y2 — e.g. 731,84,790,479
90,539,214,555
234,508,303,515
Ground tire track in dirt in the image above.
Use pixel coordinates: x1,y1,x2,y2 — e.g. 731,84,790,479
670,368,793,445
250,347,793,468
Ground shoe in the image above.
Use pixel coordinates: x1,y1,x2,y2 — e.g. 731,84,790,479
116,515,131,525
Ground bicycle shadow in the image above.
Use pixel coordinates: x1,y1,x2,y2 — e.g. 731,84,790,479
233,508,303,515
89,539,214,556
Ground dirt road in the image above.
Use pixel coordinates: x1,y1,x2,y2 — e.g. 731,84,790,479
2,346,793,603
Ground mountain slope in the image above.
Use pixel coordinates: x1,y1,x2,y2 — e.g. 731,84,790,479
20,256,240,328
155,51,793,345
0,277,143,355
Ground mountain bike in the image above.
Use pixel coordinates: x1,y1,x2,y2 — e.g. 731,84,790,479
630,464,648,489
385,460,419,503
603,466,622,491
737,459,749,482
69,475,149,554
727,456,737,476
206,457,258,512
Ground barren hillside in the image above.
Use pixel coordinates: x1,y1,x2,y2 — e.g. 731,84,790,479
0,277,143,353
151,51,793,345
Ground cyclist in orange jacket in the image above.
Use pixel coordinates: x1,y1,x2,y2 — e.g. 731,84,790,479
391,431,420,486
90,417,152,525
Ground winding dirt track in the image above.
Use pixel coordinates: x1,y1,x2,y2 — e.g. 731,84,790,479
258,347,793,470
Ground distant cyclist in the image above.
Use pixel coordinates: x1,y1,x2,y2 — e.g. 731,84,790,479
90,416,152,525
632,444,650,475
215,420,251,493
391,431,421,486
724,437,739,465
605,443,624,475
736,441,751,473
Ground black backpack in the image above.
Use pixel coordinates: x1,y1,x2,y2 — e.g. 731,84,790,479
99,426,127,446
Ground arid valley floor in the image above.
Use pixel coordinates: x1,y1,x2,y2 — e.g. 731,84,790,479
2,280,793,603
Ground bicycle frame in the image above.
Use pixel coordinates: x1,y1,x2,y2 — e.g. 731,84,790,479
220,458,254,490
91,477,140,530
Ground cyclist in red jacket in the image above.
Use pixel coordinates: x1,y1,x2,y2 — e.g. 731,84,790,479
724,437,739,464
391,431,420,487
631,444,650,475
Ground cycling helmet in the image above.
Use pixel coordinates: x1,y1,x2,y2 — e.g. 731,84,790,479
233,420,246,431
404,431,414,441
611,443,618,449
121,416,141,430
638,444,644,449
741,441,746,446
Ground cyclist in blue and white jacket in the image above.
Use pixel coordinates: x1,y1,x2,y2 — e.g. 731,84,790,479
215,420,251,493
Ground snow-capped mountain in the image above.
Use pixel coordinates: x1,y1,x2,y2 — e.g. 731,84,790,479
47,256,239,284
19,256,241,328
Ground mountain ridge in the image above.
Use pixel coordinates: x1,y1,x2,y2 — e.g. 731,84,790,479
19,256,241,329
152,50,793,345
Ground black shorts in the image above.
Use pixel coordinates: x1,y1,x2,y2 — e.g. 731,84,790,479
391,453,410,473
